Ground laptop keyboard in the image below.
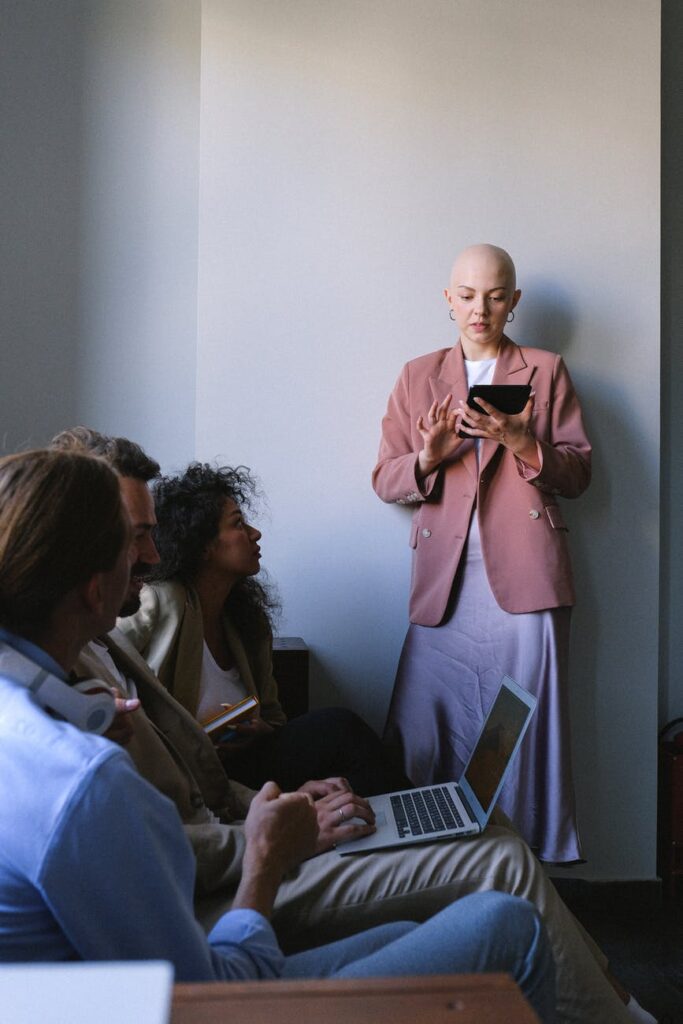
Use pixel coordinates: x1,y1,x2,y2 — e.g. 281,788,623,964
391,786,465,838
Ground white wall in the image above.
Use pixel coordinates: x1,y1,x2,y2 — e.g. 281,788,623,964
197,0,660,879
2,0,662,881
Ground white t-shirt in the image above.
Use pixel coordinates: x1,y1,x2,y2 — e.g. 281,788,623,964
197,642,249,724
464,357,497,546
464,356,496,463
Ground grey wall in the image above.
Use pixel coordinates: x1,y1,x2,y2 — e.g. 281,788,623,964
74,0,201,470
0,0,200,466
661,0,683,728
0,0,84,450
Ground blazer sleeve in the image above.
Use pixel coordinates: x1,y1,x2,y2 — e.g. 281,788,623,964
117,583,196,705
517,354,592,499
224,618,287,729
250,625,287,729
371,363,441,504
185,818,247,895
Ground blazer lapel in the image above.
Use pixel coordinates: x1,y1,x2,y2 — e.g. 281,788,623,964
103,628,173,697
428,342,477,479
223,617,258,697
492,336,533,383
102,627,212,735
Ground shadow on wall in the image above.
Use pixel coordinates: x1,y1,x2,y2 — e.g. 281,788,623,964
517,276,578,357
564,373,657,856
521,275,657,860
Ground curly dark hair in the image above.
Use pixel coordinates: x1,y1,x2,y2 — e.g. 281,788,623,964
150,463,279,649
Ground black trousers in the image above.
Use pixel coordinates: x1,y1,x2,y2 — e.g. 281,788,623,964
221,707,412,797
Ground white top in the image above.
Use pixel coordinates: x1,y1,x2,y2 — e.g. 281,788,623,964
464,357,497,547
464,356,496,387
464,357,496,464
197,641,249,723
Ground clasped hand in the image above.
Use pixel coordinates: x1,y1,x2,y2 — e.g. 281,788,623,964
244,782,320,876
244,777,375,875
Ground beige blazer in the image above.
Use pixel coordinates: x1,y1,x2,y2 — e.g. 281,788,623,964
76,628,252,894
117,581,287,727
372,338,591,625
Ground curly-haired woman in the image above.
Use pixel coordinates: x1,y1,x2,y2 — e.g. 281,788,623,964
118,462,411,802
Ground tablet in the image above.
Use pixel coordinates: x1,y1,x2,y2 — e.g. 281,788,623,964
458,384,531,438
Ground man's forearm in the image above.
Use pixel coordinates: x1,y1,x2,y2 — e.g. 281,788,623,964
231,852,283,919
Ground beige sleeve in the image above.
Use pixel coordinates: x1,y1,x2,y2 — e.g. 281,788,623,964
185,820,246,897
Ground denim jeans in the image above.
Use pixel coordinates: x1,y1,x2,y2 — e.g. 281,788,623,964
282,890,555,1023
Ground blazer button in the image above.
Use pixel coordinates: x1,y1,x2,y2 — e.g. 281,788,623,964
529,509,540,520
421,528,432,538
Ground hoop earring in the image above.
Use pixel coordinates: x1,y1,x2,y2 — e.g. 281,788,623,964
507,310,515,323
449,309,456,321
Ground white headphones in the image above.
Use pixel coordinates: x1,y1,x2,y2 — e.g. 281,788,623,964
0,643,115,735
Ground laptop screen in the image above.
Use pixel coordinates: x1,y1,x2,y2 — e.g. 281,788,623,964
462,678,535,816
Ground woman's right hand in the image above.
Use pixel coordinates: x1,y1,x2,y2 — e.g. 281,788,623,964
311,789,376,854
416,393,463,477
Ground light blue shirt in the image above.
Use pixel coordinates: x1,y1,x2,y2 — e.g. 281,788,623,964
0,629,283,981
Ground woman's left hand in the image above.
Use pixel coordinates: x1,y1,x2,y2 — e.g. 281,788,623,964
458,395,540,469
213,710,275,755
232,711,275,739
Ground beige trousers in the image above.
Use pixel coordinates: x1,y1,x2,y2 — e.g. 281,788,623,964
196,823,631,1024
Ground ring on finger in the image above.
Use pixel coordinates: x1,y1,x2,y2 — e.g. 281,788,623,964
338,808,346,822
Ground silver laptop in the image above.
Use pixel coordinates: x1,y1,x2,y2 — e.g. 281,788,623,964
339,675,536,855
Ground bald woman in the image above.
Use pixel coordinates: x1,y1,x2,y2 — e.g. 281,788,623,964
373,245,591,863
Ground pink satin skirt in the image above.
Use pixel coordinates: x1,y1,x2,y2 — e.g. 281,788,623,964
385,515,582,863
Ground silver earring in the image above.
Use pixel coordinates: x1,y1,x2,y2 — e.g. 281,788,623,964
449,310,456,321
507,310,515,323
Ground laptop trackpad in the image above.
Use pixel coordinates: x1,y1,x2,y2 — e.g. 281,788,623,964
348,812,386,827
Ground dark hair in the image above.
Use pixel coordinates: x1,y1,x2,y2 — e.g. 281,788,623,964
49,426,160,482
0,450,127,632
151,463,278,648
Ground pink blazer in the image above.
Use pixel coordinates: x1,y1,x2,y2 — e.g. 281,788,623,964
372,338,591,625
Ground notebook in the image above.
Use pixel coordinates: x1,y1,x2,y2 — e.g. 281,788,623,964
0,961,173,1024
339,675,536,855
